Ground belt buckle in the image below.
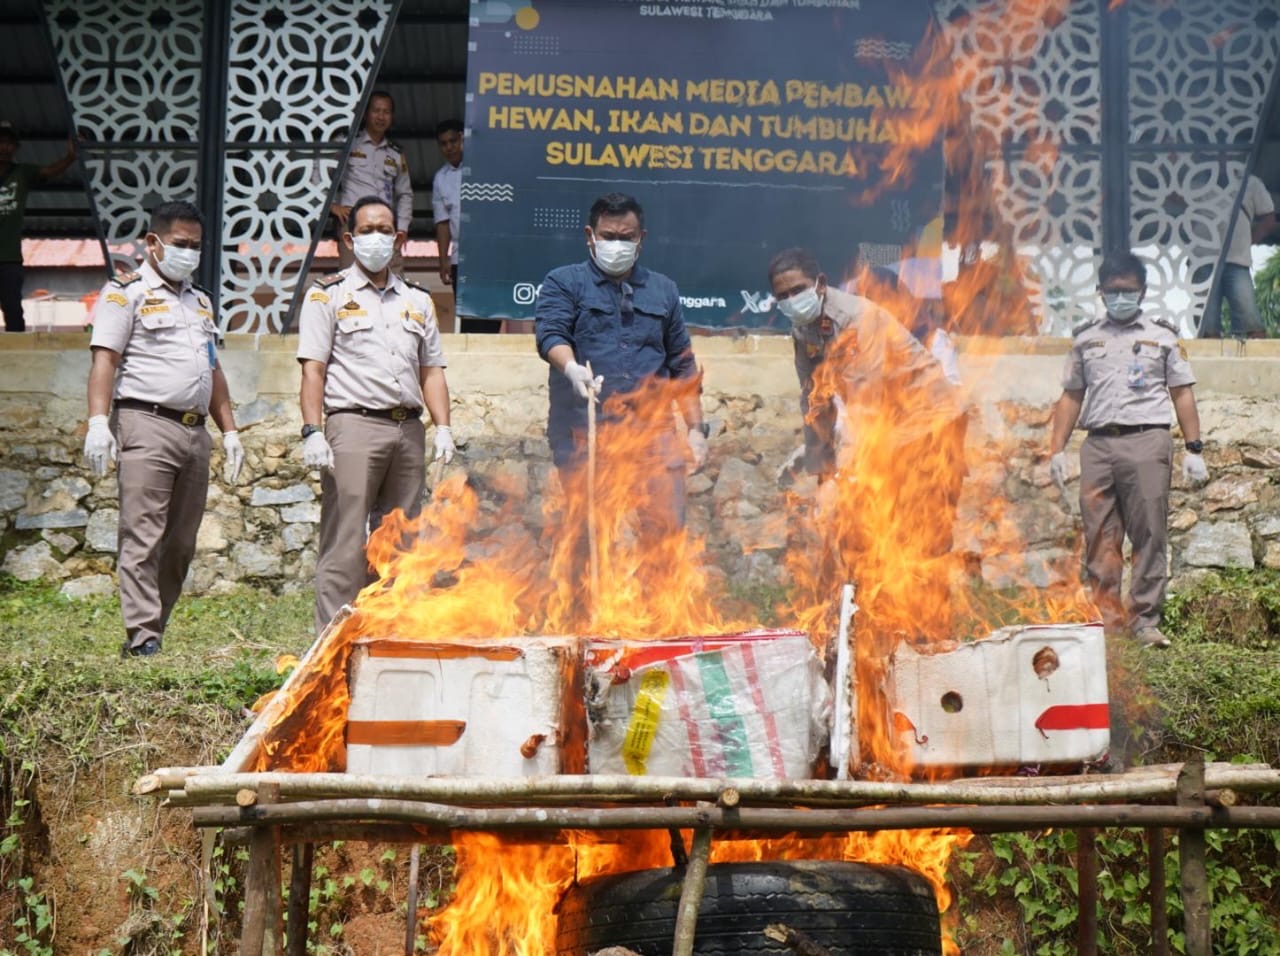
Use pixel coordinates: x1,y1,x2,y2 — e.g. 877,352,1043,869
180,411,200,426
391,407,408,421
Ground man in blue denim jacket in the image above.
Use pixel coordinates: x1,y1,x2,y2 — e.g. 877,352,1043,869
535,193,707,533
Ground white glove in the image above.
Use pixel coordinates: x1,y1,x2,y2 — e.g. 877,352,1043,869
563,360,603,402
433,425,455,464
1049,451,1069,495
687,427,708,471
222,430,244,484
303,430,334,470
84,415,117,476
1183,452,1208,484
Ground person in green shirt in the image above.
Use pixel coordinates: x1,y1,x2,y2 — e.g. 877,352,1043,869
0,122,77,332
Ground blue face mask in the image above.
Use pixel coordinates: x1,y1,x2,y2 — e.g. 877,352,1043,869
777,285,823,327
1102,291,1142,322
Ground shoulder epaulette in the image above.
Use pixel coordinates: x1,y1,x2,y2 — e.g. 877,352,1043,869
191,283,214,298
1152,316,1180,336
1071,318,1097,337
110,271,142,288
404,278,431,295
387,139,403,153
315,273,345,288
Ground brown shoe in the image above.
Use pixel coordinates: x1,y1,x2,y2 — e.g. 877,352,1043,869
1135,626,1171,649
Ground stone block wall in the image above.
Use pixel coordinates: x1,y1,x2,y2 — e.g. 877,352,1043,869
3,334,1280,612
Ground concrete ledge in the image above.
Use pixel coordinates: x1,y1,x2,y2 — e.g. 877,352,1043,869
6,333,1280,402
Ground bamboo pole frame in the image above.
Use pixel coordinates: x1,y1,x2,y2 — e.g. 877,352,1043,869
144,763,1280,807
147,760,1280,955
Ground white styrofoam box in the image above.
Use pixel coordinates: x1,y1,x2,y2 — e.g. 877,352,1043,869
345,637,583,777
585,630,831,779
886,623,1110,770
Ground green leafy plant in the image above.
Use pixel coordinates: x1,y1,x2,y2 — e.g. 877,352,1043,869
954,827,1280,954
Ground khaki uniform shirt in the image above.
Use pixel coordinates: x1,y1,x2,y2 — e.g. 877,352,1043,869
431,162,461,264
1062,311,1196,429
90,260,219,413
297,268,445,411
336,130,413,231
793,287,961,472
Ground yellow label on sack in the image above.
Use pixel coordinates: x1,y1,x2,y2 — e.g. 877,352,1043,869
139,304,170,316
104,292,128,307
622,669,670,776
308,290,330,304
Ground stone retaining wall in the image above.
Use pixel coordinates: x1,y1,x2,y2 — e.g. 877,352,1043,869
3,334,1280,617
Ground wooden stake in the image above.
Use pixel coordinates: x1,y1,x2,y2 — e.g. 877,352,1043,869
585,360,599,614
1076,827,1098,955
404,845,421,956
673,827,712,956
284,842,313,956
1177,758,1211,956
1148,828,1169,956
240,783,283,956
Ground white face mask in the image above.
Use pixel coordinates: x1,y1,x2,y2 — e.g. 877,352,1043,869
591,234,639,276
156,241,200,282
1102,291,1142,323
777,285,824,327
352,232,395,272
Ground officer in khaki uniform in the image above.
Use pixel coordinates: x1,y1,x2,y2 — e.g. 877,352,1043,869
330,91,413,269
298,195,453,633
1050,251,1207,648
83,200,244,657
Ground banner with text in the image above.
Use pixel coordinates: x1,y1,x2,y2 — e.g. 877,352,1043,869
459,0,943,328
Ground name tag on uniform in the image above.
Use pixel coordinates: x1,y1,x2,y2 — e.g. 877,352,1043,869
337,307,368,318
140,304,171,316
384,157,399,167
104,292,128,307
403,310,426,324
197,309,213,320
308,290,330,304
350,150,366,159
1083,341,1106,350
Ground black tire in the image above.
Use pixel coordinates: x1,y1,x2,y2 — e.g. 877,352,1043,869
554,860,942,955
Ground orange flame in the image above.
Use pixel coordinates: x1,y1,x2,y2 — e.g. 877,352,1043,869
244,4,1116,950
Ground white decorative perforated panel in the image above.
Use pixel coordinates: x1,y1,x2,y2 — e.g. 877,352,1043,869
934,0,1104,335
221,0,396,333
1126,0,1280,336
45,0,204,271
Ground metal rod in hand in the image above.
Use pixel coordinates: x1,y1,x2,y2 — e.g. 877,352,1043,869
586,361,600,614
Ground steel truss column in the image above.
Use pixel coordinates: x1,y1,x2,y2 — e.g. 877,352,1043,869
197,0,231,307
1099,1,1129,254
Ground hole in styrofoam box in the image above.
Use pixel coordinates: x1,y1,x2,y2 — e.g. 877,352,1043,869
940,691,963,713
1032,646,1060,680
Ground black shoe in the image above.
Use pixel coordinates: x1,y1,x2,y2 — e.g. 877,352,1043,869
123,637,162,658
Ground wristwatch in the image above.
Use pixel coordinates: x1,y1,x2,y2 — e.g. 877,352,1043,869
301,424,321,440
1185,439,1203,454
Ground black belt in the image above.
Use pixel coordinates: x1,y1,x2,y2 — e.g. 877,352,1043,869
328,406,422,422
1087,423,1170,437
115,399,206,427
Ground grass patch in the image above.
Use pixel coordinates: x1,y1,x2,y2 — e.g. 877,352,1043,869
0,576,312,771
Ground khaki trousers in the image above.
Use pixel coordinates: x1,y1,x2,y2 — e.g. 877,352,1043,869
114,408,212,650
1079,428,1172,633
314,412,426,633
